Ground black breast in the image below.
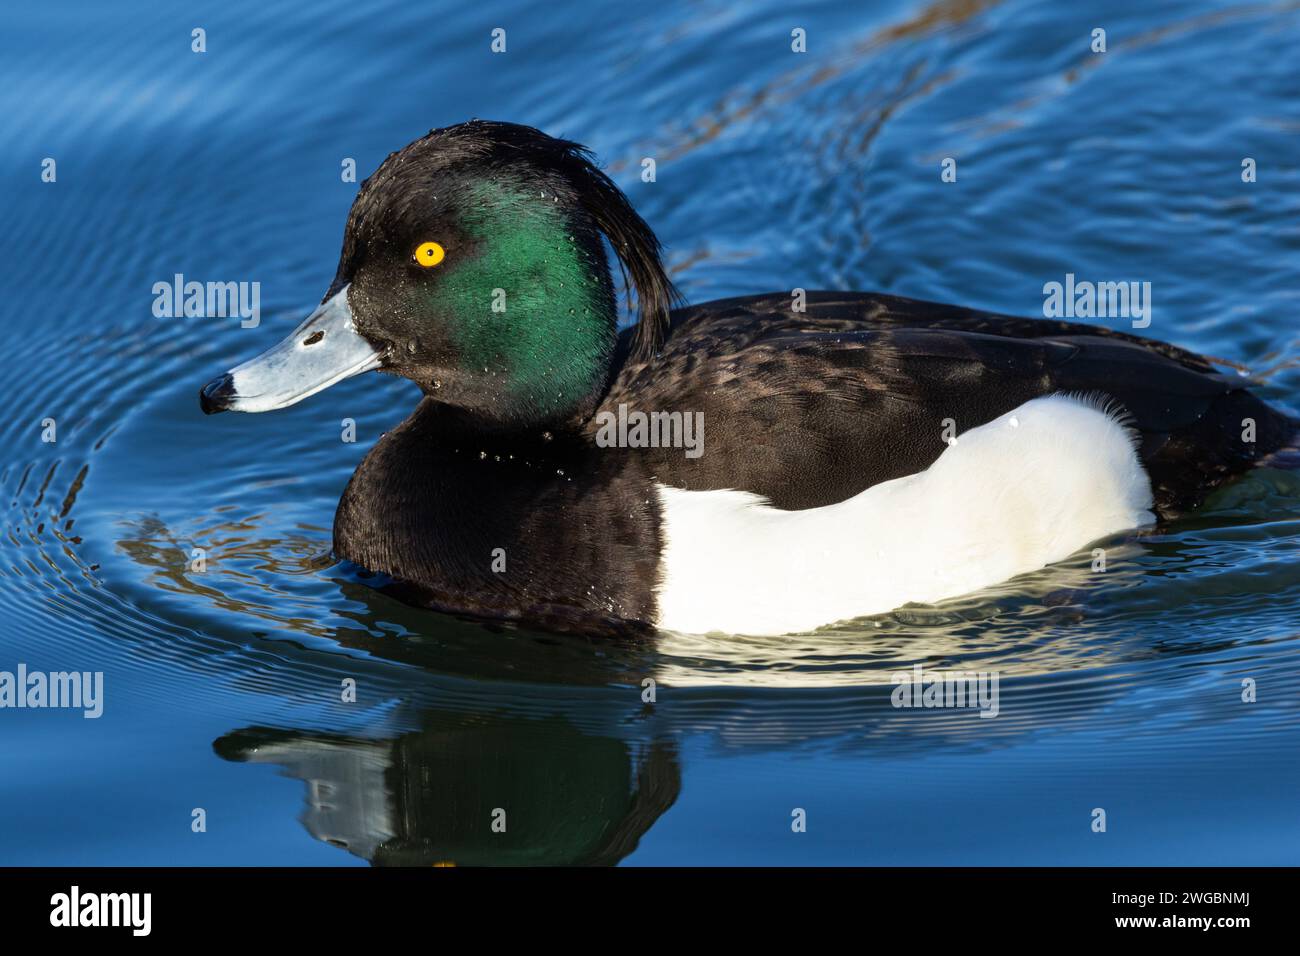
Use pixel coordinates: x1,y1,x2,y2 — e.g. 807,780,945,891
334,399,663,637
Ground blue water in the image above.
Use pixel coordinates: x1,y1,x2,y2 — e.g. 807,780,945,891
2,0,1299,865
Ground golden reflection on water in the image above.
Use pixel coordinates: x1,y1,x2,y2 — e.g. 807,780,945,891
114,510,339,639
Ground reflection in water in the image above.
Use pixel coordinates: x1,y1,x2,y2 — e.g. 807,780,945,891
115,511,339,637
215,717,680,866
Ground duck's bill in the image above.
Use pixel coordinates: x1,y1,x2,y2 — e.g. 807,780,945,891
199,285,381,414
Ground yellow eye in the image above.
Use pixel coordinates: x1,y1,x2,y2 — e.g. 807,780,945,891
414,241,445,267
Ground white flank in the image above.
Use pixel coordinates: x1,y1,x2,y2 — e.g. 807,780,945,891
654,394,1155,636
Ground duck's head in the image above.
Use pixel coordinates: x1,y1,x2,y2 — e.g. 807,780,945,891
200,120,676,427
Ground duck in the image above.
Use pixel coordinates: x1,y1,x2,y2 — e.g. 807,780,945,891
199,120,1298,638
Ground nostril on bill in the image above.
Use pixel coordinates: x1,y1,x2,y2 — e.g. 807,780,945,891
303,331,325,346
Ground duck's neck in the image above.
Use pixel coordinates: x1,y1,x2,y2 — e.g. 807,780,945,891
406,396,593,451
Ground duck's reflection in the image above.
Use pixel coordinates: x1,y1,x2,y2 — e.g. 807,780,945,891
214,715,679,866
